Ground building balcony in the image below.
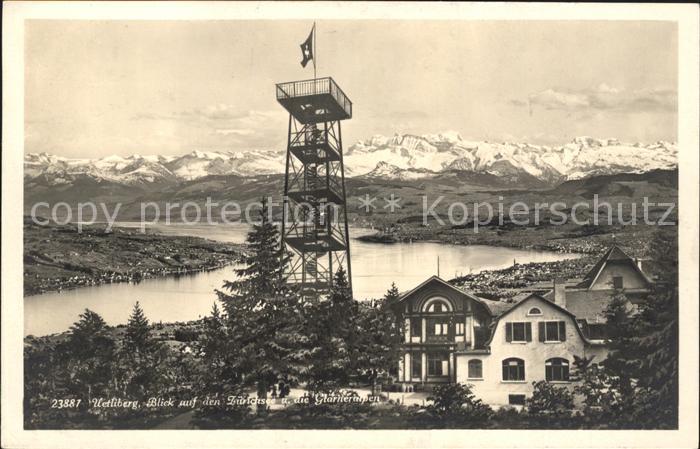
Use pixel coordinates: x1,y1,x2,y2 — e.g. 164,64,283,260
276,77,352,124
424,335,452,344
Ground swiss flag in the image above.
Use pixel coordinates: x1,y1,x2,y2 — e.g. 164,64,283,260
300,26,314,68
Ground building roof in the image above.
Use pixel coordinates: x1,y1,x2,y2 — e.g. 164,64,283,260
542,289,634,324
397,275,497,317
576,245,652,289
482,293,597,346
398,275,481,304
479,292,531,317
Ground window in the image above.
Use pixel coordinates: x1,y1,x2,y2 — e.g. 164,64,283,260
434,322,449,335
613,276,624,289
545,358,570,382
505,322,532,342
411,354,422,378
468,359,483,379
410,318,421,338
427,353,449,376
527,307,542,316
508,394,526,406
502,358,525,381
426,300,450,312
455,322,465,335
427,318,450,338
538,321,566,342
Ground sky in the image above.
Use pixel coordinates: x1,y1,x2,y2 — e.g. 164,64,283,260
25,20,678,158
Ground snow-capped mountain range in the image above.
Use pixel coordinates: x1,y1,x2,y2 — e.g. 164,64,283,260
25,133,677,186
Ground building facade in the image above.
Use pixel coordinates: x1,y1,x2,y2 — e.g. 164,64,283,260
393,245,652,406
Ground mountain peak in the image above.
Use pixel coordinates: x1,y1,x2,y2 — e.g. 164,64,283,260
24,134,677,185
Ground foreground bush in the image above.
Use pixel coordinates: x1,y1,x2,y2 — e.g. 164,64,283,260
424,383,493,428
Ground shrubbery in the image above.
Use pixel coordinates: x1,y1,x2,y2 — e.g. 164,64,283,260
424,383,493,428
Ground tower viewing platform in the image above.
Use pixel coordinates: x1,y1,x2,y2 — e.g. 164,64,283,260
276,77,352,124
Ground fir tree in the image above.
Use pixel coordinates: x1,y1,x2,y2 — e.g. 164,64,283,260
119,303,170,399
305,268,357,393
217,198,307,401
591,228,679,428
221,197,289,307
123,301,152,354
68,309,110,353
198,302,245,396
626,229,678,427
352,283,402,388
602,291,638,394
383,282,400,305
201,303,226,358
59,309,116,402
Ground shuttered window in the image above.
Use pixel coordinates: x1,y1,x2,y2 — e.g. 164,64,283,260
505,322,532,342
538,321,566,342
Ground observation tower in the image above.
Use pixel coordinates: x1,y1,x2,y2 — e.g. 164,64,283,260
276,77,353,297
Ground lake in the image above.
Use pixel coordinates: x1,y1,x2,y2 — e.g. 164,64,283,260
24,223,579,336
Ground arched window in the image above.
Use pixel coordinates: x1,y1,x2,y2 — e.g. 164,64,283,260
502,358,525,381
429,302,445,312
527,307,542,316
545,358,569,381
468,359,483,379
424,298,452,313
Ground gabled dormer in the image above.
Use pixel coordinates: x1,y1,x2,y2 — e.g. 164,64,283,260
576,245,652,291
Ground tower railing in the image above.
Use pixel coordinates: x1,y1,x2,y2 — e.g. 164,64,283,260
276,77,352,118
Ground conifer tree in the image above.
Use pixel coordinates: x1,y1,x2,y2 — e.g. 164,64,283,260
353,283,402,388
602,291,638,394
124,301,152,354
68,309,111,354
119,302,170,399
383,282,400,305
305,268,356,392
198,302,244,396
59,309,116,402
201,302,226,357
626,229,678,427
217,198,307,401
593,228,679,428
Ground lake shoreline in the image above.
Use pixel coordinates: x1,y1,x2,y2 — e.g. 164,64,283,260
24,221,586,337
356,230,592,255
23,220,243,297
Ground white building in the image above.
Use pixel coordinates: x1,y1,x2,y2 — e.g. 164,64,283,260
392,245,652,406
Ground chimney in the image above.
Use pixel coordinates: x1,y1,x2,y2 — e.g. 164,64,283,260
553,277,567,308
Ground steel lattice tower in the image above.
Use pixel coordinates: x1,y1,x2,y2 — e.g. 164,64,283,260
275,77,353,297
